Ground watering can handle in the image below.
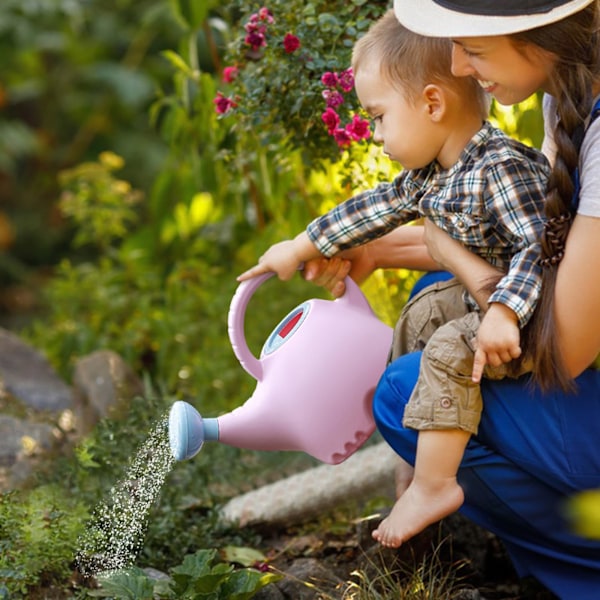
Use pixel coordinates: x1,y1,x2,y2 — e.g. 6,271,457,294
227,271,373,381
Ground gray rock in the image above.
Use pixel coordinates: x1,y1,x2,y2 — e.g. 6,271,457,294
0,415,57,465
0,328,73,412
72,350,144,432
0,414,58,489
276,558,343,599
253,582,286,599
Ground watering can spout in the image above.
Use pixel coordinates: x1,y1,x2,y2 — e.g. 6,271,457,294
168,401,219,461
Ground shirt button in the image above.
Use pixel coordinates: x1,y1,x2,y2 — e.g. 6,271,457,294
440,398,452,409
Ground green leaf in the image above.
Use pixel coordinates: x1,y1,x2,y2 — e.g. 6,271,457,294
75,439,100,469
170,550,233,596
220,569,281,600
317,13,341,33
161,50,194,77
221,546,266,567
92,568,156,599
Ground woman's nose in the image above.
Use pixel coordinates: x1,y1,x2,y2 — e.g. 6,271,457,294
451,44,475,77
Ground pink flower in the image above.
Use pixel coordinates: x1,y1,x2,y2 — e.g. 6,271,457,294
245,31,266,50
321,108,340,134
283,33,300,53
346,114,371,141
338,68,354,93
322,89,344,109
214,92,237,114
321,71,339,88
333,127,353,148
244,21,267,35
222,66,239,84
257,7,275,23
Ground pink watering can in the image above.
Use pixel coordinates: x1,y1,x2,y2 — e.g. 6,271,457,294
169,273,392,465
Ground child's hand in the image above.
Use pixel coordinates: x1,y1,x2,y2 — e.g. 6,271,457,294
237,240,304,282
472,303,521,383
237,232,322,282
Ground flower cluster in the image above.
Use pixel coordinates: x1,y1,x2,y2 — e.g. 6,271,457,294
214,7,302,116
244,6,275,51
320,69,371,148
212,2,384,164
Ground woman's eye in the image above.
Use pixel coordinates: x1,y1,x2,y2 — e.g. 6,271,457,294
453,42,478,58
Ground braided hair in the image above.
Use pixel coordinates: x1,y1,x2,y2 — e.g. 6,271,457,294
515,1,600,391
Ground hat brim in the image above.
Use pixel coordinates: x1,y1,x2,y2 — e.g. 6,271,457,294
393,0,595,37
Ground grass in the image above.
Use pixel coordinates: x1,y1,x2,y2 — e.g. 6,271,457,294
339,544,471,600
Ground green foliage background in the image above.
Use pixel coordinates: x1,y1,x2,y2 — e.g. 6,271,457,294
1,1,581,598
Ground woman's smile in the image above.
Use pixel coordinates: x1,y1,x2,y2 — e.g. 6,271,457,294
477,79,496,93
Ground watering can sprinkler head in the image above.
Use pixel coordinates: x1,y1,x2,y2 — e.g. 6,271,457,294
168,401,203,461
168,401,219,461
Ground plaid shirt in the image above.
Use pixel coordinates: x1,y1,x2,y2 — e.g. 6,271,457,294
307,121,551,327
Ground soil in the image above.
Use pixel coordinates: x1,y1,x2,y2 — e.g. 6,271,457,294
254,512,560,600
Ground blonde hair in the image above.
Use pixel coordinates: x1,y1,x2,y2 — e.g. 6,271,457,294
352,9,487,117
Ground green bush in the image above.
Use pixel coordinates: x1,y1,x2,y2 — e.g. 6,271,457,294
0,0,181,284
0,486,88,595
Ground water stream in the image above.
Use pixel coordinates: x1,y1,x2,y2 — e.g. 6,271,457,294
75,414,175,577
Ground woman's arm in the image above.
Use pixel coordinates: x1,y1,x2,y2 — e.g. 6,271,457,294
554,215,600,376
303,225,436,297
423,220,502,311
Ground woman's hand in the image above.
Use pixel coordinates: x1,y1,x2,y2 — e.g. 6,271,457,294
424,220,502,311
302,248,371,298
303,225,436,297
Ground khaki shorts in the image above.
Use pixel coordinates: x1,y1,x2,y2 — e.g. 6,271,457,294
390,277,529,435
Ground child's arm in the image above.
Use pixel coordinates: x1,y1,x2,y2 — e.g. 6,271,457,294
472,303,521,383
239,174,418,283
237,231,321,281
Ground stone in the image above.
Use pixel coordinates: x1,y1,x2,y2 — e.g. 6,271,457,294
0,414,59,490
253,583,285,599
0,327,73,412
220,442,397,527
72,350,144,432
276,558,343,600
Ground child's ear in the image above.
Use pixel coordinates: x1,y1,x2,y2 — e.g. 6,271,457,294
421,84,446,122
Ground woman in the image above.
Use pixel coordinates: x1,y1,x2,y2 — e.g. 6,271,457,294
304,1,600,597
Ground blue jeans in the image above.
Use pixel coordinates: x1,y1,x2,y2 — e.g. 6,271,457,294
373,273,600,599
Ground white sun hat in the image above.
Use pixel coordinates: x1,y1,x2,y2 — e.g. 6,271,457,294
393,0,596,37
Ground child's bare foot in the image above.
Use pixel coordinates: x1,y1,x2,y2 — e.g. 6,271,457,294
372,477,464,548
394,458,414,498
